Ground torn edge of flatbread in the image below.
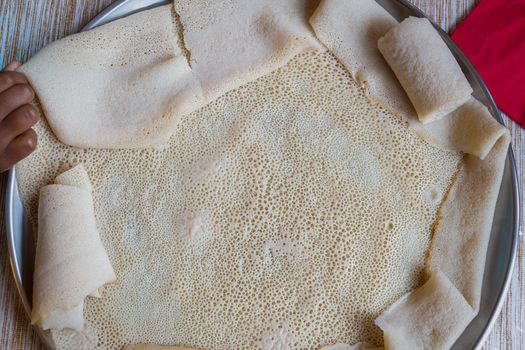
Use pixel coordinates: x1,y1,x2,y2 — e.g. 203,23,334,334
174,0,323,104
31,164,116,331
310,0,511,349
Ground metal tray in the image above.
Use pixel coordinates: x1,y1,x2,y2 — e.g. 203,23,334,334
4,0,520,349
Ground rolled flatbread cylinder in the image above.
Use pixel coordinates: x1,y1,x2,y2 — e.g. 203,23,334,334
411,97,508,160
31,164,116,331
377,17,472,123
375,270,476,350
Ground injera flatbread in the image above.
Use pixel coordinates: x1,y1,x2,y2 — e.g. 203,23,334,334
375,269,476,350
124,345,204,350
31,165,115,331
173,0,323,103
18,49,461,348
19,2,321,149
310,0,503,160
19,6,199,149
17,0,509,349
320,342,382,350
311,1,509,348
377,17,473,124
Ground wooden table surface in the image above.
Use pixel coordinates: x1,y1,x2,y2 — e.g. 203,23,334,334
0,1,523,349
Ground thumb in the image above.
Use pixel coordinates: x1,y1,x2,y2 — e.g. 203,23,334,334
3,61,22,72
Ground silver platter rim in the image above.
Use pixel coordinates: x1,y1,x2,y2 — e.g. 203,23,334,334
4,0,520,349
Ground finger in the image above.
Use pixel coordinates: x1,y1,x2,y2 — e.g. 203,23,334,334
0,71,29,94
3,61,22,72
0,129,37,172
0,104,40,151
0,84,35,121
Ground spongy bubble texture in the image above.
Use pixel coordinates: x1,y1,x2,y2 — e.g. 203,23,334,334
16,50,461,349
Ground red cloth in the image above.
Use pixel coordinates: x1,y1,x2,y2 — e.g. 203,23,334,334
451,0,525,127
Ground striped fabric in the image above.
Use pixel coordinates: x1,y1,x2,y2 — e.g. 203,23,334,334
0,0,523,349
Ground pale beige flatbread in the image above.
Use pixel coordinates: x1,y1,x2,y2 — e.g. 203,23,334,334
375,270,476,350
426,133,511,311
17,0,511,348
18,50,461,349
310,0,507,161
31,165,115,331
124,344,205,350
309,0,414,117
54,163,92,190
309,1,510,348
411,97,508,160
54,164,101,298
21,2,321,150
19,5,200,149
377,17,472,123
174,0,322,103
320,342,383,350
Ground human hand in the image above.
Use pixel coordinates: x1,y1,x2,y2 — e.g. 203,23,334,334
0,61,39,172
